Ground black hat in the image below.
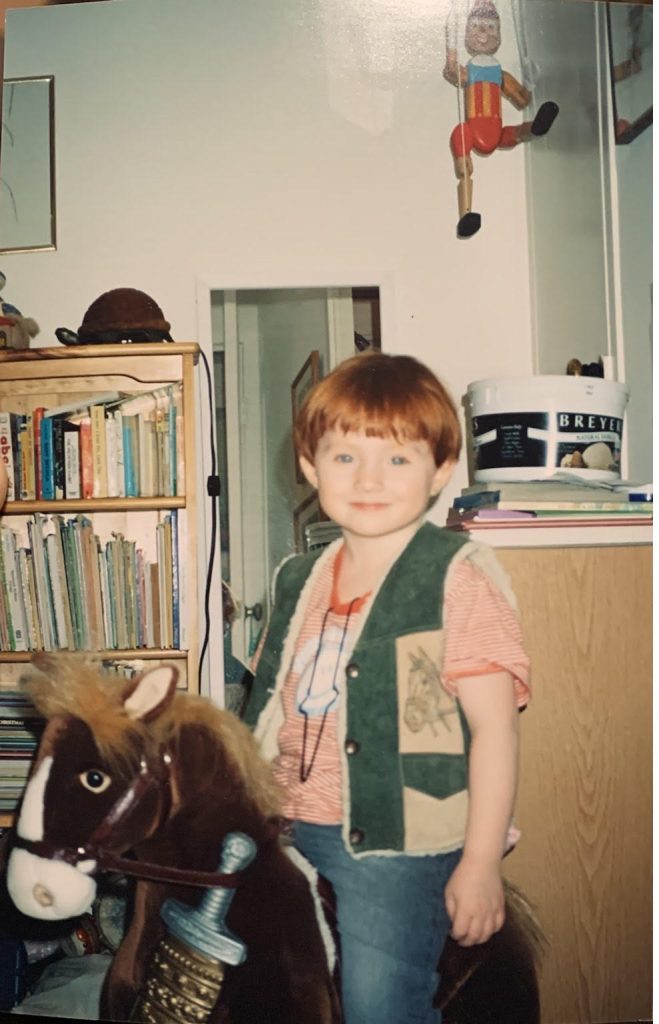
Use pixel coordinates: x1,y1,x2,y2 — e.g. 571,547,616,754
76,288,172,343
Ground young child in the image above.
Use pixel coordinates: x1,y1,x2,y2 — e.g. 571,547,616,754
244,351,530,1024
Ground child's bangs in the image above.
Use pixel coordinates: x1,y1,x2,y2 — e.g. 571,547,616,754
327,398,430,447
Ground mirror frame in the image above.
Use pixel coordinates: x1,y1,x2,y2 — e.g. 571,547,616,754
606,3,653,145
0,74,56,253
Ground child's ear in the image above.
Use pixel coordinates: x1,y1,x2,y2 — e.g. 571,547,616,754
430,459,456,496
298,455,318,489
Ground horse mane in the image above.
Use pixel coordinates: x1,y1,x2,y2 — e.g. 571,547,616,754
22,654,282,819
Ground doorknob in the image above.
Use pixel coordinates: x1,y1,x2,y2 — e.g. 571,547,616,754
244,603,263,622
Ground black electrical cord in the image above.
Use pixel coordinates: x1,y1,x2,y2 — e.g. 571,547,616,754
197,347,221,680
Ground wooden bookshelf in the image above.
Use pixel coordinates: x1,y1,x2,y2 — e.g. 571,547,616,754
0,343,201,826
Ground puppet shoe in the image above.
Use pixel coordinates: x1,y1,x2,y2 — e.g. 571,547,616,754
531,101,559,137
457,211,481,239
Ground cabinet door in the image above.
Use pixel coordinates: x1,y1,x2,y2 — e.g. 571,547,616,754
498,545,652,1024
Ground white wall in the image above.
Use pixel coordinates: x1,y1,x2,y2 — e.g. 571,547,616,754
2,1,649,493
0,0,538,515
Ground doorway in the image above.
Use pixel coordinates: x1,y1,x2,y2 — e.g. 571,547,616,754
211,286,381,665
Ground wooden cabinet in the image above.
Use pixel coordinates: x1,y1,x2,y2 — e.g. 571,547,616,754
498,543,652,1024
0,343,200,828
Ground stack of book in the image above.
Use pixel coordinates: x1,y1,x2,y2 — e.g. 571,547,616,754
447,478,653,532
0,691,43,813
0,383,184,502
0,510,186,653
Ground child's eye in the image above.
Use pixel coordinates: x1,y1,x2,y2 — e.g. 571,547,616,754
335,453,353,463
391,456,409,465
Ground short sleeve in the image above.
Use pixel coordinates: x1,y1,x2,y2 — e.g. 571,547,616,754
442,558,530,708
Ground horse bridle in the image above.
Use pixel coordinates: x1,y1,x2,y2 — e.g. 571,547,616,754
13,747,261,889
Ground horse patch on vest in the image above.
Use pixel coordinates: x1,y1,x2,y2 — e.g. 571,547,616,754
396,631,464,756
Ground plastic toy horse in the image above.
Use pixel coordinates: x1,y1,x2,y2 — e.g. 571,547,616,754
5,656,543,1023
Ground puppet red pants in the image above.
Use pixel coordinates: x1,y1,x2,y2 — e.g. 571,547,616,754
450,117,519,157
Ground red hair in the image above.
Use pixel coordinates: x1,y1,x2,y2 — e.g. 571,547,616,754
294,352,462,467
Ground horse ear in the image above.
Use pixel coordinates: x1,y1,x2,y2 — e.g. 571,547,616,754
122,665,178,722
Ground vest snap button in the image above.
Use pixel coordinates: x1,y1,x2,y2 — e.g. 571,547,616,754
346,662,360,679
345,739,360,755
349,828,364,845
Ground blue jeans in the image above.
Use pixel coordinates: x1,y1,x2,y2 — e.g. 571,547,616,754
292,822,461,1024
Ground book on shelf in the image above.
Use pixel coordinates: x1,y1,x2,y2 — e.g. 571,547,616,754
107,536,127,647
0,512,183,655
19,414,36,500
1,527,28,651
63,423,81,500
45,516,75,650
113,409,126,498
61,517,84,648
90,404,108,498
122,414,139,497
27,514,56,651
40,416,55,500
17,547,38,650
0,410,16,502
10,414,23,501
52,417,70,501
32,406,46,500
79,416,94,499
75,515,104,650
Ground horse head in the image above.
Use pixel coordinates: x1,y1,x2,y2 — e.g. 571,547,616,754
7,655,179,921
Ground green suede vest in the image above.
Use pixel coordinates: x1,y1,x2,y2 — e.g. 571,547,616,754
245,522,474,856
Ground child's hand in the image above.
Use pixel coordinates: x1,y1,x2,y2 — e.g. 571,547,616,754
444,857,505,947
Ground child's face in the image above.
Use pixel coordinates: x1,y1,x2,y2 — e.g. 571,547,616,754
299,430,454,544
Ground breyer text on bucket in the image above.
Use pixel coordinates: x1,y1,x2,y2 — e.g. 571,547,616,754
557,414,623,431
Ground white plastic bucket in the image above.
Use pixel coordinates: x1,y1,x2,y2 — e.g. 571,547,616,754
466,376,630,482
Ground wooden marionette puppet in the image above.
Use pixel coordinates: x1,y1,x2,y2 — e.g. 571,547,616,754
443,0,559,238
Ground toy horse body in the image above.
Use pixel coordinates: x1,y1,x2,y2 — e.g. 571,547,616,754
6,657,340,1023
5,656,543,1024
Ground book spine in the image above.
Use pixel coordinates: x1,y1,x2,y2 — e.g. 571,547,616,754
61,521,83,649
0,527,15,650
45,533,68,649
114,410,126,498
17,547,37,650
32,407,46,500
122,415,139,497
64,425,81,500
4,530,28,651
105,413,118,497
0,411,16,502
90,405,108,498
28,515,56,651
11,414,23,501
52,516,75,649
173,383,184,496
19,415,36,500
79,417,93,499
170,509,180,649
25,551,43,649
52,419,66,501
40,417,55,501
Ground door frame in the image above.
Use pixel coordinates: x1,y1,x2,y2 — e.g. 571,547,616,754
194,271,396,706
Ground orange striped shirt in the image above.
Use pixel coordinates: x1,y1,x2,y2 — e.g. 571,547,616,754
254,548,530,825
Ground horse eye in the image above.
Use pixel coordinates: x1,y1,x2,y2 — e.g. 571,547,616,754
79,769,112,793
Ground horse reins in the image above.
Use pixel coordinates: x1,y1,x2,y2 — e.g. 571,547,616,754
14,749,267,890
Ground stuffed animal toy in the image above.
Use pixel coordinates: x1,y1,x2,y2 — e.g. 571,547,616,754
0,273,40,350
